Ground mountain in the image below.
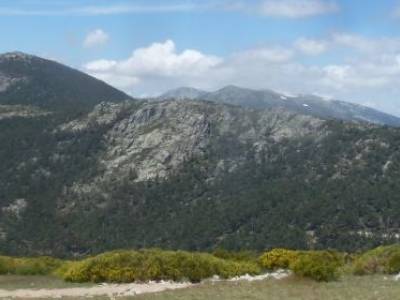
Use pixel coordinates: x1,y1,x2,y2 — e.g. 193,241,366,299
1,53,400,257
1,100,400,256
157,87,207,100
0,52,132,113
158,85,400,127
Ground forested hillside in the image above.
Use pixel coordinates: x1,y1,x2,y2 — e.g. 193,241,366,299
1,53,400,257
1,99,399,256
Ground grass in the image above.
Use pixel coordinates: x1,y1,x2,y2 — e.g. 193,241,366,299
0,275,399,300
0,275,95,290
132,275,400,300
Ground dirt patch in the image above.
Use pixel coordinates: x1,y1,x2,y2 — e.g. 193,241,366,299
0,281,192,298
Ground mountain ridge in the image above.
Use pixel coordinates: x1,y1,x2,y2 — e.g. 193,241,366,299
158,85,400,127
1,97,400,256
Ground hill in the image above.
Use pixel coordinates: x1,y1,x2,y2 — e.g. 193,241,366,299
0,52,131,113
0,54,400,256
1,100,400,256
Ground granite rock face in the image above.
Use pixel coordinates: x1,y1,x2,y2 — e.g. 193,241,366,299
59,100,326,205
66,100,324,181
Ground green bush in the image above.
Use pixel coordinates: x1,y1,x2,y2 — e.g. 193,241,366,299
0,257,9,274
212,249,259,263
0,256,63,275
15,257,64,275
58,249,261,283
352,244,400,275
259,249,345,282
386,252,400,274
259,249,299,270
291,251,343,282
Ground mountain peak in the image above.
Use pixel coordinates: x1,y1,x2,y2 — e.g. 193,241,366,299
158,86,207,100
171,87,204,93
218,85,249,92
0,51,34,61
0,52,132,110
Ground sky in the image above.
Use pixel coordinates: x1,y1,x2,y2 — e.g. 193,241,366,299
1,0,400,116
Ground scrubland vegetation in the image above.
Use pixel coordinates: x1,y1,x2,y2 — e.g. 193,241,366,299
0,256,63,276
0,245,399,285
352,244,400,275
56,250,261,283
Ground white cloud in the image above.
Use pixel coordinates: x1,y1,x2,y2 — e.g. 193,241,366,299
116,40,222,76
83,37,400,116
238,47,293,63
83,29,109,48
320,64,389,90
0,3,203,16
0,1,339,17
294,38,327,55
84,59,117,71
258,0,338,18
90,72,140,89
77,3,203,15
83,40,222,91
332,33,400,54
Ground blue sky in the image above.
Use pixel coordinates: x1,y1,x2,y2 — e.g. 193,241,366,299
1,0,400,115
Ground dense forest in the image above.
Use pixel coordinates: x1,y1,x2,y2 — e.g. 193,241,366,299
1,107,400,257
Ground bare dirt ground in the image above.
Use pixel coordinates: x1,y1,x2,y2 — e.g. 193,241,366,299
0,281,192,298
0,271,291,299
1,273,398,300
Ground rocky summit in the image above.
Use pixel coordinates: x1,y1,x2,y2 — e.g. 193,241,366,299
1,53,400,256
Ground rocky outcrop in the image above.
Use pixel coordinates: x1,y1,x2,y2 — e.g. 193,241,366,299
0,105,49,120
2,199,27,219
60,102,126,131
0,73,25,93
59,100,326,206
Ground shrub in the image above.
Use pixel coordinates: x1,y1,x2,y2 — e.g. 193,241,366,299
386,252,400,274
0,257,9,274
352,244,400,275
259,249,299,270
291,251,343,282
15,257,64,275
58,249,261,283
0,256,63,275
212,249,259,263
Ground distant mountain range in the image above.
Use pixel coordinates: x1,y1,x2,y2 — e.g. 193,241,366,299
158,86,400,127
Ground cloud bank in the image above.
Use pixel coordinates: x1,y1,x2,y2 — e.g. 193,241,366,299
0,0,338,17
83,34,400,116
257,0,338,18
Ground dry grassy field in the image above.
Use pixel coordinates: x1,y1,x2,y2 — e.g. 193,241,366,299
1,275,399,300
134,275,400,300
